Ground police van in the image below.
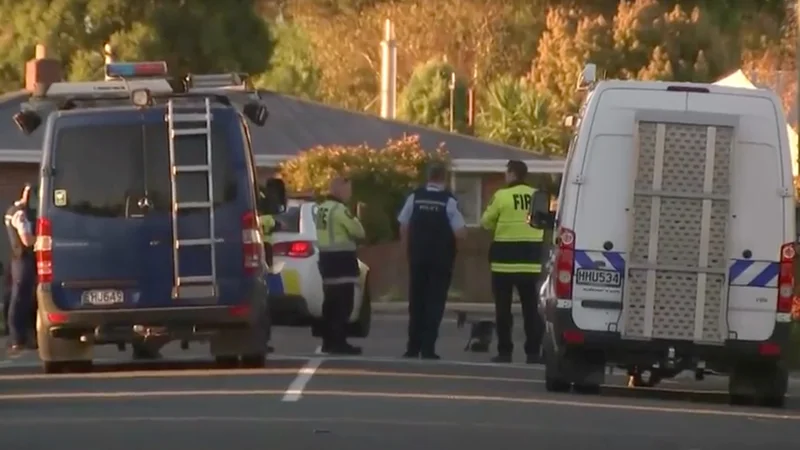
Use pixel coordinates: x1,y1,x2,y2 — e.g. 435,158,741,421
13,61,278,373
534,64,796,407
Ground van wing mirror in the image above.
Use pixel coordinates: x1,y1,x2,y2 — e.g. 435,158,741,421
243,101,269,127
258,178,287,215
529,190,554,229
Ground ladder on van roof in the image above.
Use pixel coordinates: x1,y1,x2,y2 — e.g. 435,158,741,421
167,98,218,299
620,118,735,344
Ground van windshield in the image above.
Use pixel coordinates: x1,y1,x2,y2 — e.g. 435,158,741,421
51,121,237,218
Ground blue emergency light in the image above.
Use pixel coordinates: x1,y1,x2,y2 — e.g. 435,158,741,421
104,61,169,78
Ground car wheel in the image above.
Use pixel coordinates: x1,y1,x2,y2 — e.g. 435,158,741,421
348,274,372,338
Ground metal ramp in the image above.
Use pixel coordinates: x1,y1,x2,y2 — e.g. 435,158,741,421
621,119,735,343
167,98,218,299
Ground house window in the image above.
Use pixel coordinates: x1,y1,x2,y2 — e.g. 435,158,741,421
452,173,483,226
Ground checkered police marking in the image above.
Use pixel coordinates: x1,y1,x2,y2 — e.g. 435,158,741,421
728,260,779,288
574,250,625,272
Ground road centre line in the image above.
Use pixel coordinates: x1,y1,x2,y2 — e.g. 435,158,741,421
282,358,323,402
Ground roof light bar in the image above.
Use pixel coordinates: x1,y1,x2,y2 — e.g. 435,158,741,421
105,61,169,79
42,79,175,97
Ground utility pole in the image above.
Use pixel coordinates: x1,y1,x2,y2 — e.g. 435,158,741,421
448,72,456,132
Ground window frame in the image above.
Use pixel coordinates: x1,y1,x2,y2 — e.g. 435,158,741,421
450,172,483,227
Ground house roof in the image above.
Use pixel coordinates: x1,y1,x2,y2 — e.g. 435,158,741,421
0,88,565,173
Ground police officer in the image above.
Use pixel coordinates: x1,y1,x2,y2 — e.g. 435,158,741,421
398,163,467,360
480,160,545,364
315,176,365,355
4,184,36,355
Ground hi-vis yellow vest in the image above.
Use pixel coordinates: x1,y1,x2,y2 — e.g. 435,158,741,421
480,183,544,274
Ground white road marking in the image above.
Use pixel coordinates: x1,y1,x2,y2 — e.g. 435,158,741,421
282,358,323,402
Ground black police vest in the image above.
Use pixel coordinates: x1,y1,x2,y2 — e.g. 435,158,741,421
4,204,28,259
407,187,456,266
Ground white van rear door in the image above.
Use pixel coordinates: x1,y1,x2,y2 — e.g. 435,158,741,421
687,92,788,341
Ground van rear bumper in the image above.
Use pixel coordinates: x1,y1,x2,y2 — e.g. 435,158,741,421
35,282,268,342
546,306,792,370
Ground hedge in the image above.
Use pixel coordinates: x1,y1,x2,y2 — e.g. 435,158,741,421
278,135,449,243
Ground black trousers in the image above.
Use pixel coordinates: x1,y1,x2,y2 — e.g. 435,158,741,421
491,272,544,357
407,260,453,355
322,282,355,346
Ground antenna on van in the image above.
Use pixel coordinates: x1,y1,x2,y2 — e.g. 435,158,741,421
576,63,597,92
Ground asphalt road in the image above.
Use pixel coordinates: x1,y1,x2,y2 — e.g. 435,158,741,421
2,313,800,450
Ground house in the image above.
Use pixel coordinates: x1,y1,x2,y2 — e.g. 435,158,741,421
714,69,799,175
0,47,565,273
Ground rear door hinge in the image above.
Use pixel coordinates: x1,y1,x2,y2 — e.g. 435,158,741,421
573,174,585,185
778,187,793,198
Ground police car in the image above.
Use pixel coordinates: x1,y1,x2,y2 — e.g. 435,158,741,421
267,199,371,338
535,64,796,407
13,61,273,373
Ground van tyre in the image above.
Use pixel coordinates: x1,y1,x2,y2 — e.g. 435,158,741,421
728,361,788,408
348,275,372,338
543,336,571,393
43,360,93,374
240,353,267,368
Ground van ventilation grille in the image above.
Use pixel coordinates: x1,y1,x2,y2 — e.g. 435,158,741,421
622,122,734,343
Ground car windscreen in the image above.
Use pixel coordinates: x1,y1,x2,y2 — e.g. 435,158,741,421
51,121,237,217
274,206,301,233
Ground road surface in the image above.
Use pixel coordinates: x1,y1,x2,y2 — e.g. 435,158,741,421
1,313,799,450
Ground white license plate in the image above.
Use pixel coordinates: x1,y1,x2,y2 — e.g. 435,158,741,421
575,269,622,288
81,289,124,306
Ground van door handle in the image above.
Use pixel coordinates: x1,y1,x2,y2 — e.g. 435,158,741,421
150,240,160,246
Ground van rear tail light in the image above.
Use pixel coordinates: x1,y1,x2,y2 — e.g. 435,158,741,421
242,211,263,275
34,218,52,283
777,243,795,313
554,227,575,300
273,241,314,258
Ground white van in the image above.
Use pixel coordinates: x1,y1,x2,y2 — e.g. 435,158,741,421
535,73,796,407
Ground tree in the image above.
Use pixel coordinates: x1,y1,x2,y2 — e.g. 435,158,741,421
278,136,448,243
476,75,565,155
531,0,731,118
0,0,273,90
397,58,468,132
252,21,321,99
288,0,548,111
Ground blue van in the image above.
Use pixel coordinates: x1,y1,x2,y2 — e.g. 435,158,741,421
13,64,278,373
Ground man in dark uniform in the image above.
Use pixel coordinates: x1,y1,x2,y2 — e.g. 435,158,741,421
4,184,37,355
398,163,467,359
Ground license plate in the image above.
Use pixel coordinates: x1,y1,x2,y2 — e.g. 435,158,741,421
575,269,622,288
81,289,124,306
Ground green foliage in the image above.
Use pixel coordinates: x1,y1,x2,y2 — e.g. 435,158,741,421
252,21,321,99
476,75,566,155
278,136,448,243
0,0,272,90
398,58,468,132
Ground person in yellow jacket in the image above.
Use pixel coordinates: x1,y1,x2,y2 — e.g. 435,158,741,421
480,160,546,364
315,176,366,355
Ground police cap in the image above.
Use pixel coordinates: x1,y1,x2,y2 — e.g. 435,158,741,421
506,160,528,180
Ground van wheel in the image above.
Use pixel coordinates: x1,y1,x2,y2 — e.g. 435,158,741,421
543,337,571,393
729,361,788,408
348,275,372,338
43,360,93,374
240,353,267,368
215,356,239,368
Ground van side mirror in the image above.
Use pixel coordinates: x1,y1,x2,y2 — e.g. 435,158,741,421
258,178,287,215
576,63,597,91
529,190,554,229
13,110,42,135
243,101,269,127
